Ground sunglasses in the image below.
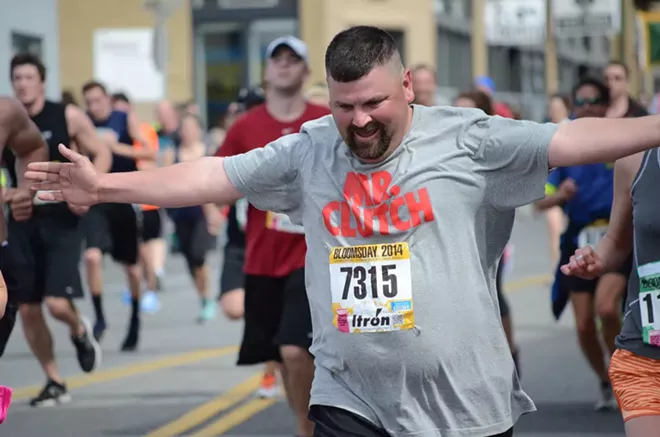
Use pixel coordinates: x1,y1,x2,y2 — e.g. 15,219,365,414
574,97,605,107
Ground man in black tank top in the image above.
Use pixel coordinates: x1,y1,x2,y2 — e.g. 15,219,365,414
81,81,155,352
7,53,111,407
0,96,50,359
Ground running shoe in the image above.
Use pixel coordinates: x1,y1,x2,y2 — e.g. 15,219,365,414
256,372,280,399
72,316,102,373
29,380,70,407
595,381,618,411
121,317,140,352
197,301,217,324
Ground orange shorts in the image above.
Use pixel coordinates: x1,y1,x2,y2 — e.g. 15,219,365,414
609,348,660,422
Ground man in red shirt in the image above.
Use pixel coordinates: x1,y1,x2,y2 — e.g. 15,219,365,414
216,36,329,437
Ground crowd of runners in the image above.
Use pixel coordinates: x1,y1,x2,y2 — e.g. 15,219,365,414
0,25,658,437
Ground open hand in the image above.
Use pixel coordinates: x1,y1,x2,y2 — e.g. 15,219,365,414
24,144,101,207
560,246,604,280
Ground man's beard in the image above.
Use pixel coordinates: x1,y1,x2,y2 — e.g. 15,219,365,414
346,120,392,161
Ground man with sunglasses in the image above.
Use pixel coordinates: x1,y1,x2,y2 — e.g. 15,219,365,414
535,77,627,411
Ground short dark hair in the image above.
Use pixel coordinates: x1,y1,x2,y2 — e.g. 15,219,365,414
325,26,401,83
82,80,107,95
111,92,129,104
454,90,494,116
606,60,629,78
10,53,46,82
573,76,611,106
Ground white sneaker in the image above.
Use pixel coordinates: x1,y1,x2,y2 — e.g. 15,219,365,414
594,382,618,411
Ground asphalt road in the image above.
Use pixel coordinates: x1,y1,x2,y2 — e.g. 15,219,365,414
0,211,625,437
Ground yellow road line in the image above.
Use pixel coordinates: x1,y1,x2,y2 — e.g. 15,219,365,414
144,372,263,437
13,346,237,401
189,398,278,437
143,273,552,437
505,274,552,293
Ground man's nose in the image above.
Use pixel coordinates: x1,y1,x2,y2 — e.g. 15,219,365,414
352,110,372,128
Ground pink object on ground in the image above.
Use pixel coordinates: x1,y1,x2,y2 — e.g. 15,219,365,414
0,386,12,424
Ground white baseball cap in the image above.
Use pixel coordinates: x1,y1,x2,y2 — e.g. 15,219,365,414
265,36,309,65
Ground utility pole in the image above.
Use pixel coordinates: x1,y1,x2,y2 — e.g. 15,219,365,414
545,0,558,95
622,0,641,97
471,0,488,79
143,0,180,99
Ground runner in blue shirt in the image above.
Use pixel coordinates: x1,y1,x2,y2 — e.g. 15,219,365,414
535,77,630,411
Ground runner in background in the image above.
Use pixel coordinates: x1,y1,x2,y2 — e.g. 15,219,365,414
112,93,164,310
215,86,280,397
453,89,520,372
411,64,437,107
474,75,515,118
535,77,624,410
163,112,220,323
0,96,51,359
545,94,572,267
217,35,329,436
82,81,155,350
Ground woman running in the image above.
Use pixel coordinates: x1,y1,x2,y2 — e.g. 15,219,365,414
163,113,221,323
562,147,660,434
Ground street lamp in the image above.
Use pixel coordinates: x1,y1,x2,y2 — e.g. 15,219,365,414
143,0,182,96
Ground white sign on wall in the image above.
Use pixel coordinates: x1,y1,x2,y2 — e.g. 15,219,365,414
552,0,621,38
93,28,164,103
484,0,545,46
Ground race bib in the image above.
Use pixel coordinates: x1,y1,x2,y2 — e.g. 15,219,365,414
329,242,414,334
638,261,660,347
577,219,608,248
265,211,304,234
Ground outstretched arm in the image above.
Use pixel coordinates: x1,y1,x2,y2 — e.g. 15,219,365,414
97,156,241,207
549,116,660,168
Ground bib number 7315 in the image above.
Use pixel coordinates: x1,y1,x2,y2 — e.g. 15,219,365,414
329,242,414,334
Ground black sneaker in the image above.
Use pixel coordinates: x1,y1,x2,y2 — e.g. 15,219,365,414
29,380,71,407
120,317,140,352
71,315,102,373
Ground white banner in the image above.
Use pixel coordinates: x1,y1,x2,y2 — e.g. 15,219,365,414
484,0,545,46
93,28,164,103
552,0,621,38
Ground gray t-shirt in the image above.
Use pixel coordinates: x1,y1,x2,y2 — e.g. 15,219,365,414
224,105,557,437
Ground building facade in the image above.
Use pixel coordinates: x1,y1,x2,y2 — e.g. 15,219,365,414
59,0,192,123
434,0,611,118
0,0,60,99
192,0,437,125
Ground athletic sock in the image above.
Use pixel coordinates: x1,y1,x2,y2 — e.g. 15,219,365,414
92,295,105,323
131,297,140,321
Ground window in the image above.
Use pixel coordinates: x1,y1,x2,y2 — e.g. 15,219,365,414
12,32,43,57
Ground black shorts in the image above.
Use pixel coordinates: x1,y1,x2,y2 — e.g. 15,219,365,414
219,244,245,295
496,257,510,318
309,406,514,437
83,203,140,265
0,244,20,358
237,268,312,365
174,217,211,271
141,209,162,242
7,205,84,304
558,246,633,294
